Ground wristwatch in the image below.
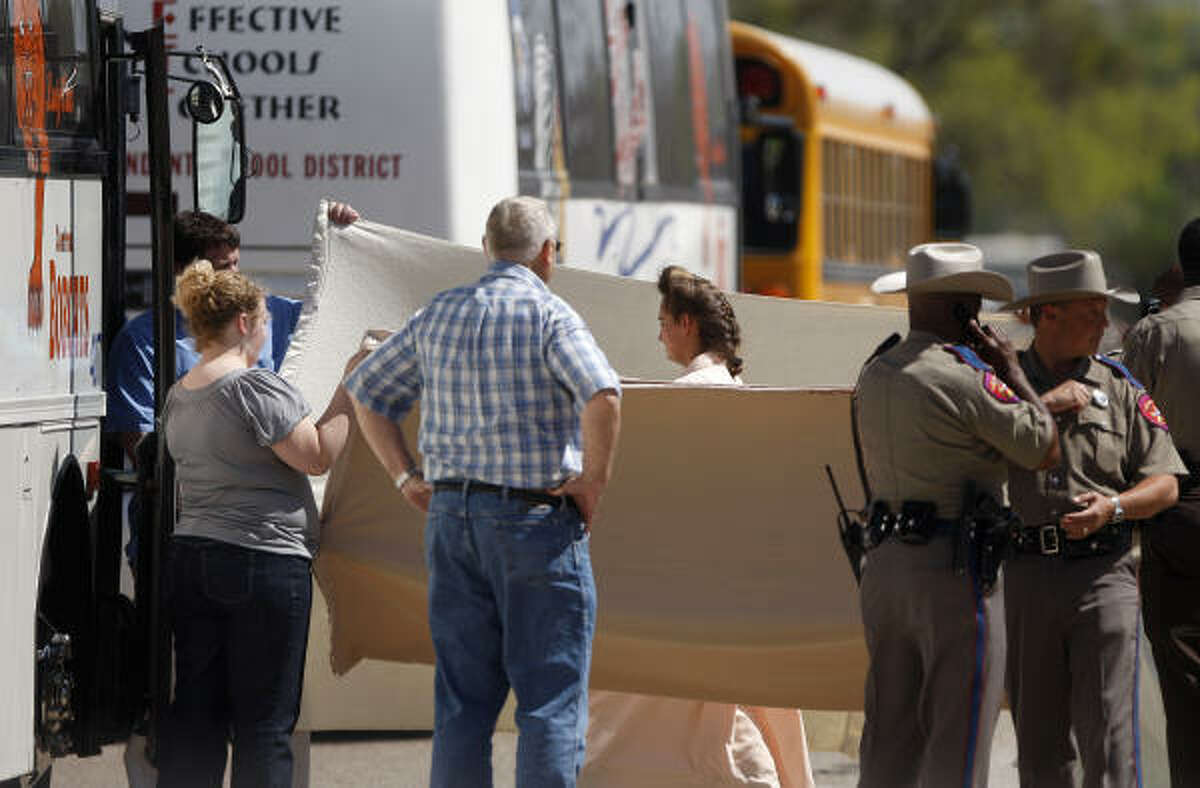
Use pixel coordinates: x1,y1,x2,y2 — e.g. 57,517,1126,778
1109,495,1125,524
395,467,422,491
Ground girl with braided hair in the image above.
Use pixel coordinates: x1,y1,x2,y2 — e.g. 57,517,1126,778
581,266,814,787
656,264,746,383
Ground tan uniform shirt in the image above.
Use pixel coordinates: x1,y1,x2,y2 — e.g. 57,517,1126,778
856,331,1053,519
1007,349,1186,522
1123,285,1200,466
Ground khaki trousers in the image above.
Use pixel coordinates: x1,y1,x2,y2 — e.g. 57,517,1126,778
859,537,1005,788
1005,550,1140,788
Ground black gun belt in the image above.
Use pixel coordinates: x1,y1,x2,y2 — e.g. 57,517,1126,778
866,513,959,549
1011,522,1131,558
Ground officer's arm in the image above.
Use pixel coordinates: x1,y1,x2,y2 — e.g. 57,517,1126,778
969,321,1060,468
1116,473,1178,520
1061,474,1178,538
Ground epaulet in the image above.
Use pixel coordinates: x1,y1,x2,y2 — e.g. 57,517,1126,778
1093,354,1145,390
943,343,992,372
945,344,1020,403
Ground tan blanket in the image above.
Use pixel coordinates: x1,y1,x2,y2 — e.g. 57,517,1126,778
282,206,1016,714
318,385,866,709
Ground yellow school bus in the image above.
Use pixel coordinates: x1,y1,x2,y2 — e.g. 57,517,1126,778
732,21,937,303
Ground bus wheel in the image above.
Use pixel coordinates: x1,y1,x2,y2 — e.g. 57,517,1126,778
36,456,97,760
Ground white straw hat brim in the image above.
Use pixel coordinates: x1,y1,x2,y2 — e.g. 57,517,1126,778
1002,286,1141,311
871,269,1013,302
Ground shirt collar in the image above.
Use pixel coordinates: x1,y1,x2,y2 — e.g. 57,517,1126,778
682,352,724,377
488,260,549,292
1021,344,1092,389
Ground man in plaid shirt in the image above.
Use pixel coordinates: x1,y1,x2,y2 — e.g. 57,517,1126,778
346,196,621,787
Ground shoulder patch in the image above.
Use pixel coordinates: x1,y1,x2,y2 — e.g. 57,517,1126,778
1137,393,1169,431
943,343,991,372
1094,354,1145,390
983,371,1020,404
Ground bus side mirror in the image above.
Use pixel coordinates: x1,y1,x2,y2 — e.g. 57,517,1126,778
190,91,246,224
185,51,247,224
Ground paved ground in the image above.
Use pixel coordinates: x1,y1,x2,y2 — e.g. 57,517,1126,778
50,713,1022,787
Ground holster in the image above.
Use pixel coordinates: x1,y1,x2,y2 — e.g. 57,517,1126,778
837,509,867,584
958,485,1020,595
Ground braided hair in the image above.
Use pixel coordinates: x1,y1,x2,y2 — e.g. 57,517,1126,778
657,265,744,377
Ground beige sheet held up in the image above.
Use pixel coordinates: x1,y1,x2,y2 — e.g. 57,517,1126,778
317,385,867,710
284,207,930,711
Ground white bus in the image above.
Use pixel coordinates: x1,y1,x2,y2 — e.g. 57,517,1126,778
122,0,741,299
0,0,245,781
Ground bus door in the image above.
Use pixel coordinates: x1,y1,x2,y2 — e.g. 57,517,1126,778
735,54,806,297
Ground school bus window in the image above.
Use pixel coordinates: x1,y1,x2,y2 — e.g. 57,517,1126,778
38,0,94,139
642,0,696,191
556,0,615,193
511,0,558,191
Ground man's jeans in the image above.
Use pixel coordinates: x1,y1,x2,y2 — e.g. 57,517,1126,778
426,485,596,788
158,537,312,788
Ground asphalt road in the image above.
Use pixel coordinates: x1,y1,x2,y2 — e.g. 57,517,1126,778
50,714,1022,787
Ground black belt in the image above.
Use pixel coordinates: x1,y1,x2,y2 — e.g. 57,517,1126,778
865,500,959,549
1012,522,1131,558
432,479,575,509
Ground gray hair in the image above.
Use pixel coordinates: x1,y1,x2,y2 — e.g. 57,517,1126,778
485,196,557,264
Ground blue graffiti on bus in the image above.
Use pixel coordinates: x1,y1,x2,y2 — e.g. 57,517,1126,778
593,204,676,278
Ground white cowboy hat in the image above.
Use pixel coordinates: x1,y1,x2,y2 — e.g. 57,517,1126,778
1002,250,1140,310
870,242,1013,302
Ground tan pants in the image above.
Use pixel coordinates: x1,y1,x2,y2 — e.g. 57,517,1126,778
1005,550,1140,788
858,537,1005,788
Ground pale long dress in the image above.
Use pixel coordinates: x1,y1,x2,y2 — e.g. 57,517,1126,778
580,353,815,788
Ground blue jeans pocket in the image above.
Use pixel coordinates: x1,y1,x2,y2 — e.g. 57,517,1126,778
492,504,585,585
200,545,256,605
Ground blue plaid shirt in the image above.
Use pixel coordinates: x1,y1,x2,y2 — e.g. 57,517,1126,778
345,262,620,488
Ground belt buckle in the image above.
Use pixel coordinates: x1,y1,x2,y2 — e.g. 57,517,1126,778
1039,525,1060,556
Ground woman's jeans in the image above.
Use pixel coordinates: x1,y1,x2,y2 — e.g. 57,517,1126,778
426,485,596,788
157,537,312,788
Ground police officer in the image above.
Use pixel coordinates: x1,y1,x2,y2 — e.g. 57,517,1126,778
1002,251,1184,788
859,243,1060,788
1123,221,1200,786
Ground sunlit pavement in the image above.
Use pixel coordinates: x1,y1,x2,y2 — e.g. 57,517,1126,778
50,713,1021,787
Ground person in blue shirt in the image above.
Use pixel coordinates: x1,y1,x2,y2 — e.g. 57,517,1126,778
106,203,358,564
346,196,621,787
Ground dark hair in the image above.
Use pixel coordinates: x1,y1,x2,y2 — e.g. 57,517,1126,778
174,211,240,270
657,265,744,377
1178,217,1200,281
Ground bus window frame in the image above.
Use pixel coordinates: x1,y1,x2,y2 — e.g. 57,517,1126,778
0,0,105,178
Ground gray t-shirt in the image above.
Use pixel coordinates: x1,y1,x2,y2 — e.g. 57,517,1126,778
164,367,318,558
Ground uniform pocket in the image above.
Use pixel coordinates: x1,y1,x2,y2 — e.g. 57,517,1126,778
1075,408,1125,484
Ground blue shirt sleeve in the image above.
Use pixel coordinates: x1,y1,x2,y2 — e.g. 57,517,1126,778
344,315,423,423
544,300,621,407
105,317,157,434
268,295,303,371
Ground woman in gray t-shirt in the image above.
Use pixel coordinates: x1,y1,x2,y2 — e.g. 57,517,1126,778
158,261,361,788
